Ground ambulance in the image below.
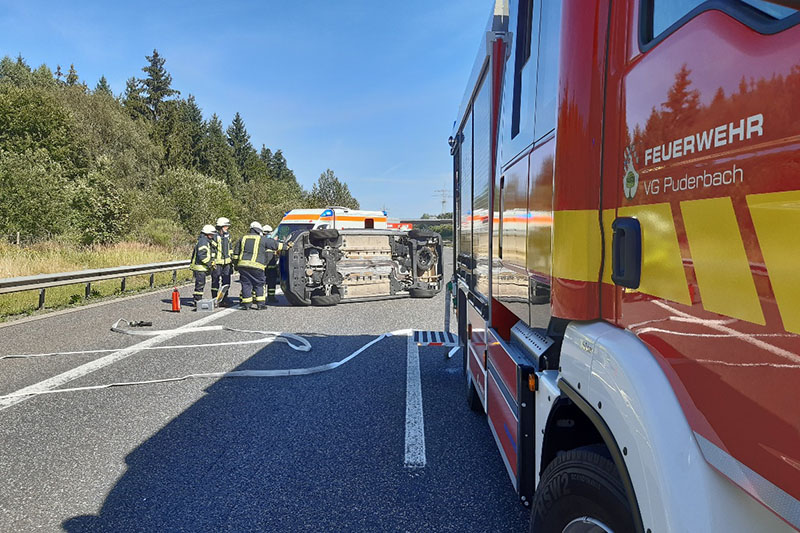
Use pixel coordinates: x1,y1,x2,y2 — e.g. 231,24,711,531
273,208,387,240
451,1,800,531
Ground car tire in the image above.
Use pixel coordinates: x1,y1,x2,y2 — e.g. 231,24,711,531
309,228,340,241
284,289,310,306
529,447,636,533
409,288,437,298
310,291,341,306
408,229,437,240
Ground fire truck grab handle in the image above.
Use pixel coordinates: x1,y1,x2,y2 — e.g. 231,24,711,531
611,217,642,289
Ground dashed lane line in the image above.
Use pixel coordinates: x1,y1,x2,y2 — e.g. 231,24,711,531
404,334,426,468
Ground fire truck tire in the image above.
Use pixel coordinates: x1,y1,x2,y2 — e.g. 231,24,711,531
529,447,636,533
408,229,437,240
409,288,437,298
309,228,340,241
466,373,483,412
310,293,341,306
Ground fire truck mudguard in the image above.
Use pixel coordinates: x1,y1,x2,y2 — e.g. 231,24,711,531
279,228,443,306
548,321,795,532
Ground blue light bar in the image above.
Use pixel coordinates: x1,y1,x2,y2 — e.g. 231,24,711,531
322,209,334,217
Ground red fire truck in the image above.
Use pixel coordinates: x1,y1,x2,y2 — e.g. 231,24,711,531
450,1,800,531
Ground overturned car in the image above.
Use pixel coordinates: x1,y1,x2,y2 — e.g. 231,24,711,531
279,228,443,306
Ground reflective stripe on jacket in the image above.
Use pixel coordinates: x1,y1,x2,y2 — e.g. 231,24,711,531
215,232,232,265
233,229,280,270
190,234,214,272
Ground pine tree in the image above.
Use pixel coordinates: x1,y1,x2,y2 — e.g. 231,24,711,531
54,64,63,83
66,63,79,86
200,113,240,188
182,95,205,169
226,112,254,178
140,49,179,121
259,144,272,163
310,169,359,209
122,77,148,119
32,64,55,87
95,75,112,96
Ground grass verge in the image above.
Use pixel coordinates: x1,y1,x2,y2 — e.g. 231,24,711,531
0,241,193,322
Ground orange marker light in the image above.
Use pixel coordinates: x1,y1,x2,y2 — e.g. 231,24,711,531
528,374,538,392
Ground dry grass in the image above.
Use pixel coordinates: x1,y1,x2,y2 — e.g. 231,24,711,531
0,241,193,321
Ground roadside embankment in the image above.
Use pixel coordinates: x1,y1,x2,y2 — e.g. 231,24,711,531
0,241,192,321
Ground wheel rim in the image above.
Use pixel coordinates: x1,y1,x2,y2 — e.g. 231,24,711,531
562,517,614,533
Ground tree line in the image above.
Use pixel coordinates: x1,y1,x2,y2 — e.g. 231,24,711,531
0,51,360,247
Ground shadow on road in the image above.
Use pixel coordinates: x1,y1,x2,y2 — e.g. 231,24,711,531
62,332,528,532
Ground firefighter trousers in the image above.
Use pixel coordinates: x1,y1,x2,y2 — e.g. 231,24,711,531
239,267,266,306
211,264,232,301
266,264,278,301
193,271,207,301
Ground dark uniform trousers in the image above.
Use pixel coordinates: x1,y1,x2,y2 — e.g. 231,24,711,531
265,255,278,301
239,267,266,305
193,271,207,300
211,264,232,300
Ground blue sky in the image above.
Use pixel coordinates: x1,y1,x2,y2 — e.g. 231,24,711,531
0,0,491,218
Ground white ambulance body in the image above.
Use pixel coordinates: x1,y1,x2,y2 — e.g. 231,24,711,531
273,208,388,240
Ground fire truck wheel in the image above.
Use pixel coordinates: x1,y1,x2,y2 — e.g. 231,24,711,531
529,447,636,533
408,229,437,240
466,372,483,412
409,288,437,298
310,293,341,306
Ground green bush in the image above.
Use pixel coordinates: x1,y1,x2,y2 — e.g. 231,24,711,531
139,218,189,248
0,149,71,239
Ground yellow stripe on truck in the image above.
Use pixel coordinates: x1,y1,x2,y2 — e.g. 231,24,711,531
619,203,691,306
552,209,601,283
680,197,765,325
747,190,800,334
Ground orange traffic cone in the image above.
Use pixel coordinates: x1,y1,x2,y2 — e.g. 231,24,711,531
172,287,181,312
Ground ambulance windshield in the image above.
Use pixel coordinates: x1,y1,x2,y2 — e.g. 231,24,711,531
274,223,314,240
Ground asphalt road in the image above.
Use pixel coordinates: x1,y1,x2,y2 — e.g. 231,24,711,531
0,254,530,532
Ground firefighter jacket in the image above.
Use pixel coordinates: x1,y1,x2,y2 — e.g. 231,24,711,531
190,234,215,272
233,229,282,270
215,231,233,265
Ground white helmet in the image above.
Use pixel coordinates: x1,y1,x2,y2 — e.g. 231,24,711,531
201,224,217,235
216,217,230,227
249,221,263,233
261,224,273,233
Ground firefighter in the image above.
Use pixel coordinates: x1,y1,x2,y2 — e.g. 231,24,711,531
212,216,233,306
190,224,218,305
233,222,285,310
261,224,279,302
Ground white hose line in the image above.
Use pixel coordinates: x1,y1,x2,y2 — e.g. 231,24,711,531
0,326,412,400
0,321,311,360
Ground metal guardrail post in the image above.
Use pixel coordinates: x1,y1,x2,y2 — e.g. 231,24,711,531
120,277,126,293
38,289,45,310
85,282,91,299
149,273,155,288
172,270,177,284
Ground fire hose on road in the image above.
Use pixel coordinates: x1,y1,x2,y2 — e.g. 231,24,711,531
0,320,414,400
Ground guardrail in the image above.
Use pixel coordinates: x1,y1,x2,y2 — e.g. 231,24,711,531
0,260,191,310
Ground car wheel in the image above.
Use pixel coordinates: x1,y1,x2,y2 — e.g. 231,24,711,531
409,288,437,298
408,229,437,239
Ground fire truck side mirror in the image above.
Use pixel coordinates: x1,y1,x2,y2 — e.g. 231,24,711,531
611,217,642,289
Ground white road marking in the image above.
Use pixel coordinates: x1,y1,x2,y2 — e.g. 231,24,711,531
404,334,426,468
0,307,236,411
